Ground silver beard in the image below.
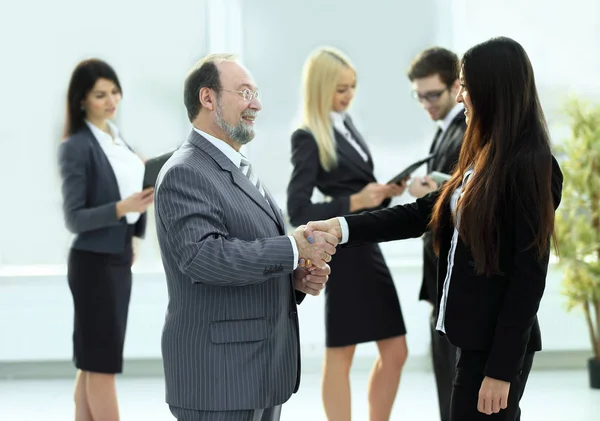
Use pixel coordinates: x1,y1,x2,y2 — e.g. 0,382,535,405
215,98,257,145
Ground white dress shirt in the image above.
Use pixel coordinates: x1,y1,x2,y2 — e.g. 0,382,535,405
192,127,299,270
330,111,369,162
86,120,144,224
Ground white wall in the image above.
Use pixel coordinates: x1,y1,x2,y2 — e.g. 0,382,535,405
450,0,600,138
1,0,598,365
0,0,209,267
240,0,448,261
0,264,591,363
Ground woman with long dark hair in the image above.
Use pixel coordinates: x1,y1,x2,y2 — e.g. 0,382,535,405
59,58,154,421
302,37,563,420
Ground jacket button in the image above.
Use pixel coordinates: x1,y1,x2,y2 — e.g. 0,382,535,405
289,311,297,319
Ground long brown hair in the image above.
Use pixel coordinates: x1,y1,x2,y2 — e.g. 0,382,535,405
429,37,556,276
64,59,122,138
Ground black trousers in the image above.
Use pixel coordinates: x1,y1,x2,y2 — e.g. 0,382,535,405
430,311,458,421
450,349,534,421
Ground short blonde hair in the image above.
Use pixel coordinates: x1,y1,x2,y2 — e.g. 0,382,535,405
299,47,355,171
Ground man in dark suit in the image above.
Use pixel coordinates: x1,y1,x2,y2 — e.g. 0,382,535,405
406,47,467,421
154,53,339,421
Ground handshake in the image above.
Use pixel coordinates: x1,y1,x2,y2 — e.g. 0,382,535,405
291,218,343,269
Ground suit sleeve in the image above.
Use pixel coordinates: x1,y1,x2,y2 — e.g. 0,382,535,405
58,140,123,234
156,164,295,286
287,130,351,226
484,158,564,381
345,191,439,246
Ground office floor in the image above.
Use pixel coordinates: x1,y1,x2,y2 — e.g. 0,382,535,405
1,369,598,420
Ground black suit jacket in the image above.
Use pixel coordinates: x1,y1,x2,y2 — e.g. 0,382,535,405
287,116,389,227
58,125,147,253
421,112,467,304
344,156,563,382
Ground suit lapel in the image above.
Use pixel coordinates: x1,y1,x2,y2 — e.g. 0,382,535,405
187,131,279,227
335,130,374,180
343,116,373,163
85,125,122,201
263,185,286,233
430,113,466,170
429,128,443,155
230,170,279,226
432,113,465,170
427,128,443,173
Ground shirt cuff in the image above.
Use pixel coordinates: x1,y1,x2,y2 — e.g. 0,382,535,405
288,235,299,270
337,217,349,244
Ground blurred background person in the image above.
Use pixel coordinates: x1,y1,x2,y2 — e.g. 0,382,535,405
286,47,407,421
58,58,154,421
405,47,466,421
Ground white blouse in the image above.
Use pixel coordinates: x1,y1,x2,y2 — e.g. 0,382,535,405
435,168,475,333
86,120,145,224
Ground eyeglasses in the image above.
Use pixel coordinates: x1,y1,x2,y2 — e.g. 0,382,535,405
412,89,448,103
220,88,260,102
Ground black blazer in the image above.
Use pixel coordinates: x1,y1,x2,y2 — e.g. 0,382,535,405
287,116,389,226
421,112,467,304
344,156,563,382
58,125,147,254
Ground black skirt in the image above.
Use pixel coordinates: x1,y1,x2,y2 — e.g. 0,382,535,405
67,225,134,374
324,243,406,348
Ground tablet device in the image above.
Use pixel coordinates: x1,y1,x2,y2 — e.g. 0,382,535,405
143,151,174,188
387,154,435,185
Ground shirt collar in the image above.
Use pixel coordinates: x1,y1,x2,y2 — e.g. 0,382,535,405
85,120,122,145
436,103,464,131
192,126,243,168
330,111,348,128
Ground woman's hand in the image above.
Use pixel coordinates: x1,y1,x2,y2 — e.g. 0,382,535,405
350,181,406,211
116,187,154,218
478,376,510,415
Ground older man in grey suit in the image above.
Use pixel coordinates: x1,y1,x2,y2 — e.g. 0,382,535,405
154,53,338,421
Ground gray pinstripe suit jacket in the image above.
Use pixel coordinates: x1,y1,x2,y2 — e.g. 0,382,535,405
154,130,305,412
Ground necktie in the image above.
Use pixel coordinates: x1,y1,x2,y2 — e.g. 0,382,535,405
430,127,443,154
428,128,443,172
240,157,266,199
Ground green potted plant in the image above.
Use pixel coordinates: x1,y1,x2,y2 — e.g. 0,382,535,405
554,97,600,389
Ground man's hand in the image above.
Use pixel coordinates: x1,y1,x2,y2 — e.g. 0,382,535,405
294,264,330,296
408,175,438,198
478,376,511,415
292,225,338,269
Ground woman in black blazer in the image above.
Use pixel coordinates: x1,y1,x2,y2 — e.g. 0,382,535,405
287,47,407,421
302,37,563,421
58,59,154,421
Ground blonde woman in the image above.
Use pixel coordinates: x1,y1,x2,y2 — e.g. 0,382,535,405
286,47,408,421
